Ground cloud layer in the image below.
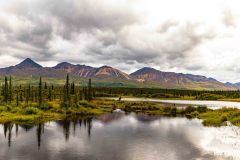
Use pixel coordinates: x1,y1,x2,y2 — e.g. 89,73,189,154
1,0,240,82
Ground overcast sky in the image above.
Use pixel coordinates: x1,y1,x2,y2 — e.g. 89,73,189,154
1,0,240,82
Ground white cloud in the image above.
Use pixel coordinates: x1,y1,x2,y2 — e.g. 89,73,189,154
0,0,240,82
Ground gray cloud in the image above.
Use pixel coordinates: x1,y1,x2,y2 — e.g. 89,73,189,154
0,0,239,82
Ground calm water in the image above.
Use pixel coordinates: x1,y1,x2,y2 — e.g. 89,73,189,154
0,113,240,160
110,98,240,109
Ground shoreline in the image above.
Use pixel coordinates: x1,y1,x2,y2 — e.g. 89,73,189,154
0,98,240,127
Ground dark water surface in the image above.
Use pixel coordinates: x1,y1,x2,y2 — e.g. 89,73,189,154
0,113,239,160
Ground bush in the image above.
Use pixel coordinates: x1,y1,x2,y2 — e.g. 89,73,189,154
39,102,53,111
170,107,177,116
196,93,225,100
11,107,22,113
163,107,171,113
190,111,199,117
23,107,41,115
78,101,88,106
221,116,228,122
196,106,208,113
78,101,96,108
0,106,8,112
185,106,196,114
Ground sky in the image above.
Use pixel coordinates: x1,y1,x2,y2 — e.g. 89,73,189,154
0,0,240,82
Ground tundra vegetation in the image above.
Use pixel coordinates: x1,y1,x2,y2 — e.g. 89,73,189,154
0,75,240,126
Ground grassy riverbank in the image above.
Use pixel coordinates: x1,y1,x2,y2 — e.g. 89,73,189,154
0,99,240,127
0,99,112,125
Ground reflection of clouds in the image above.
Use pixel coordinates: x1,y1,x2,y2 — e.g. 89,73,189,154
113,98,240,109
150,117,240,160
200,124,240,159
0,115,239,160
92,121,104,128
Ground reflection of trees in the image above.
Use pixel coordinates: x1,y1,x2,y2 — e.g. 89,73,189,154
19,124,34,132
81,118,92,138
1,117,94,148
56,117,93,141
3,123,13,148
73,120,78,136
63,119,71,142
15,124,18,137
87,118,92,139
36,123,44,149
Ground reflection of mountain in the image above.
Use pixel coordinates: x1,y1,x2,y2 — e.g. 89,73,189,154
95,113,161,124
135,114,160,123
95,113,125,124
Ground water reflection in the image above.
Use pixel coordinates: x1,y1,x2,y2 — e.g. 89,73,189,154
36,124,44,149
3,123,13,147
0,114,239,160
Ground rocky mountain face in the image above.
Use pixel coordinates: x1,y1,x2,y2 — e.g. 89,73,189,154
130,67,217,83
0,58,237,90
130,67,232,90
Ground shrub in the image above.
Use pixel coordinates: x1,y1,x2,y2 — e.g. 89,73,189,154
78,101,88,106
0,106,8,112
185,106,196,114
221,116,228,122
196,93,225,100
23,107,41,115
170,107,177,116
163,107,171,113
39,102,53,111
196,106,208,113
190,111,199,117
11,107,22,113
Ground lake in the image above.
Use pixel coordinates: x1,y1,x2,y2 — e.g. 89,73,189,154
0,113,240,160
109,97,240,109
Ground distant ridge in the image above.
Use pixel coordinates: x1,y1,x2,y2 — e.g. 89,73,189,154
0,58,237,90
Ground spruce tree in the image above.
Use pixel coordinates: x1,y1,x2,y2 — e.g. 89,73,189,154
63,85,67,103
9,76,12,103
26,85,30,105
19,85,23,102
72,82,75,94
48,88,52,101
44,82,47,89
16,91,19,106
31,86,34,102
66,74,70,107
84,88,87,100
79,90,83,100
39,77,42,106
1,84,4,97
93,88,96,98
4,76,8,103
88,79,92,101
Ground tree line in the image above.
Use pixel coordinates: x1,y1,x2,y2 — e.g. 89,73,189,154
0,75,95,108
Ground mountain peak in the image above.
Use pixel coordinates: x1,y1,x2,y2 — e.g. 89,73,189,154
99,65,112,69
16,58,42,69
53,62,74,69
94,65,131,79
130,67,160,76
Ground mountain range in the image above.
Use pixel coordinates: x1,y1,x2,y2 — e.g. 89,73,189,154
0,58,238,90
